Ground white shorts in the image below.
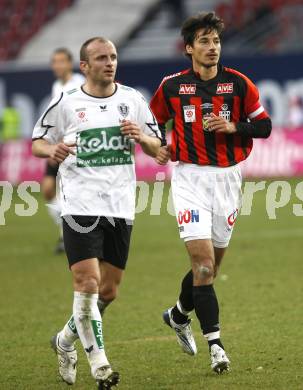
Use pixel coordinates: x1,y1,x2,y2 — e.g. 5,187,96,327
171,163,242,248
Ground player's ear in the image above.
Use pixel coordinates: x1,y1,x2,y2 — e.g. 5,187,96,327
79,60,88,74
185,44,193,55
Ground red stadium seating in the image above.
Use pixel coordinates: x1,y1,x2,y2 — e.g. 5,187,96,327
0,0,74,61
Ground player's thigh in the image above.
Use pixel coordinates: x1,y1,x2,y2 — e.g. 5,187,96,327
63,215,105,269
212,166,242,248
101,217,133,271
171,164,212,240
185,238,215,264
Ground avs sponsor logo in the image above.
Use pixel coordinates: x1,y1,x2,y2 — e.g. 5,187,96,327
178,209,199,225
216,83,233,94
227,208,239,229
179,84,196,95
219,103,231,121
183,105,196,123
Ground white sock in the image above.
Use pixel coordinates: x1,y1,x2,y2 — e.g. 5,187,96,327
58,315,79,351
58,301,108,351
73,292,109,375
204,331,221,341
48,197,62,236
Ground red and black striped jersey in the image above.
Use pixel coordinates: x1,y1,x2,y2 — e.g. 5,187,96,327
150,65,270,167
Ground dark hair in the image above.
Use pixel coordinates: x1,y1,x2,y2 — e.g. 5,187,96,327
52,47,73,62
80,37,110,62
181,11,224,56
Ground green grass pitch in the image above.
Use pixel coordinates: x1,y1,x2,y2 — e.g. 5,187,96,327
0,179,303,389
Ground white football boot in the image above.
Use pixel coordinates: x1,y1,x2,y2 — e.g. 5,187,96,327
210,344,230,374
94,365,120,389
163,307,197,356
51,333,77,385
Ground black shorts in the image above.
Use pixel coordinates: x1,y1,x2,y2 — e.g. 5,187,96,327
62,215,133,270
45,161,59,177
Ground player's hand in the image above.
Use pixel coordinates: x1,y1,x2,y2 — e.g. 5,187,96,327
207,113,237,134
49,142,76,163
47,157,58,167
120,119,143,143
155,145,171,165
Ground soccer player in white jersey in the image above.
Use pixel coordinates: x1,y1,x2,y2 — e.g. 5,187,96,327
42,48,85,254
32,37,161,389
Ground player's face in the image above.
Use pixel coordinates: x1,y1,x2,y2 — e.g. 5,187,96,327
82,41,117,86
186,29,221,69
51,53,73,80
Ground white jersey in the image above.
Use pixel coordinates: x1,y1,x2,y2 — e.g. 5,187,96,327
33,84,161,220
51,73,85,98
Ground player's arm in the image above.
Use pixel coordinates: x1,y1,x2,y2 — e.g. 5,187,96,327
207,113,271,138
32,138,75,163
32,93,75,163
150,79,172,164
122,90,163,157
120,119,161,157
208,77,272,138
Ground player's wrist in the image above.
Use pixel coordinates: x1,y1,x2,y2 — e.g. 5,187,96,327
138,132,148,145
228,122,237,133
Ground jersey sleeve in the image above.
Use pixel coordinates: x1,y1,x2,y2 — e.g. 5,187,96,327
244,77,269,121
150,79,171,146
32,93,65,144
135,91,161,141
150,79,171,125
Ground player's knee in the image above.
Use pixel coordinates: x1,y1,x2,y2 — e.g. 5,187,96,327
73,272,100,293
192,260,214,283
99,284,118,302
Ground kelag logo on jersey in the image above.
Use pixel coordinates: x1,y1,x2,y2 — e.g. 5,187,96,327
76,126,133,167
216,83,233,94
179,84,196,94
178,209,199,225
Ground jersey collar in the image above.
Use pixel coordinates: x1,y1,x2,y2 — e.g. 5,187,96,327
81,83,118,99
190,64,223,84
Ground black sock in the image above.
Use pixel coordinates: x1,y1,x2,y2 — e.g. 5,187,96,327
171,270,193,324
192,285,224,350
208,338,224,350
179,270,194,312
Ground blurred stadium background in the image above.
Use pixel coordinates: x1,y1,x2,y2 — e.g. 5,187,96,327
0,0,303,181
0,1,303,389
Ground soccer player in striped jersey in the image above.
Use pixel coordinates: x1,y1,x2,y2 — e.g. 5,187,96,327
150,11,271,374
